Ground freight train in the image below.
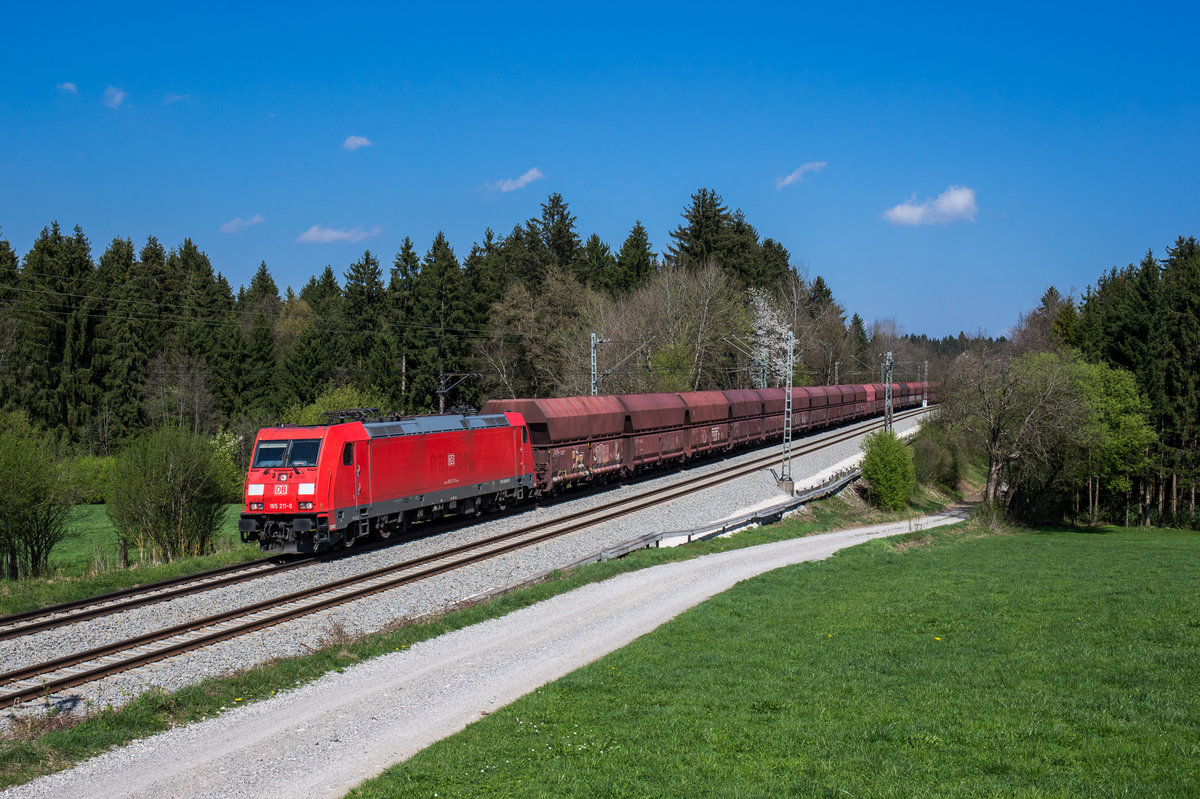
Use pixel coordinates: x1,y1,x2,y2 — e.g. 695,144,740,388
238,383,930,553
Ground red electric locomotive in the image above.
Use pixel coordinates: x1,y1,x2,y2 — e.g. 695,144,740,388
239,411,536,553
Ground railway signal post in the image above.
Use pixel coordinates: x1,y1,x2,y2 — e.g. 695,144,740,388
884,352,894,431
779,330,796,495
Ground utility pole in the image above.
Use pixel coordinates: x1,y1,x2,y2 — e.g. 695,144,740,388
779,329,795,493
590,333,599,396
922,360,928,407
884,351,894,431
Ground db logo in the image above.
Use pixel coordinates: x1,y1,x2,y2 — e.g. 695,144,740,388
274,485,288,496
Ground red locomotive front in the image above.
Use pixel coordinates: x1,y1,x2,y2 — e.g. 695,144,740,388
240,412,536,554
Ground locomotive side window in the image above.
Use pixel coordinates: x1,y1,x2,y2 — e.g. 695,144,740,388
522,428,528,443
343,442,354,465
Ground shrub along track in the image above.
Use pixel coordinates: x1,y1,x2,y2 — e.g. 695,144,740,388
0,408,926,709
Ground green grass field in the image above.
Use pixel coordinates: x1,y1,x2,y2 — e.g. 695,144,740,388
0,505,260,616
349,526,1200,798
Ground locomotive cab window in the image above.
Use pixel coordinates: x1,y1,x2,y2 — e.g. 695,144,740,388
251,438,322,469
342,442,354,465
522,428,528,443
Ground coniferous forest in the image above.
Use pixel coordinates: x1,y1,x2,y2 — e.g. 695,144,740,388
0,189,949,456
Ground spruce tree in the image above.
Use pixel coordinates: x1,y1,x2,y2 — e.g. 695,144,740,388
17,223,97,437
411,233,467,410
580,233,616,292
241,261,282,323
0,231,21,413
759,238,792,290
343,249,385,388
667,188,734,269
386,238,422,409
613,220,656,294
300,265,343,317
540,193,581,273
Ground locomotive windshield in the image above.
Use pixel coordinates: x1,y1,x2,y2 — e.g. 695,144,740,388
252,438,322,468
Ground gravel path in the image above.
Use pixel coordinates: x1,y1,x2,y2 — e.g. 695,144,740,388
0,413,928,730
1,502,965,799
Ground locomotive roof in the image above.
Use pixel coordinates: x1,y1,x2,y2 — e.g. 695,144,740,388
361,412,512,439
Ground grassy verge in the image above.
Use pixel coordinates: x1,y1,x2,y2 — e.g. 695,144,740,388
0,505,259,617
0,484,958,789
350,525,1200,798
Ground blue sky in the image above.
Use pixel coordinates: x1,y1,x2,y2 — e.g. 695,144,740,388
2,2,1197,338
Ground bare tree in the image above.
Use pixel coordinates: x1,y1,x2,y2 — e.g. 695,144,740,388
942,346,1087,514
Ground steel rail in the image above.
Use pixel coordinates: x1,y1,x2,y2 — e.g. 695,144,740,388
0,407,929,707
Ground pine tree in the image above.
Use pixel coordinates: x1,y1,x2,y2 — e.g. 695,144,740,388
500,221,550,291
0,230,21,412
723,209,765,288
1160,237,1200,516
580,233,616,292
848,313,870,372
667,188,734,269
613,220,656,294
759,238,792,290
300,266,343,317
386,238,422,409
91,238,141,448
17,223,97,437
410,233,467,410
343,249,385,387
540,193,581,273
241,260,282,323
241,312,281,416
169,239,227,360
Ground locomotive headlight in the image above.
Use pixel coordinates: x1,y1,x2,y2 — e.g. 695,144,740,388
250,502,264,510
299,501,314,510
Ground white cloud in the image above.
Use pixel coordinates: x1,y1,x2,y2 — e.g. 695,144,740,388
485,167,545,193
57,82,78,94
775,161,827,189
342,135,374,151
164,92,191,105
103,86,127,109
219,214,265,234
296,224,381,243
883,185,978,226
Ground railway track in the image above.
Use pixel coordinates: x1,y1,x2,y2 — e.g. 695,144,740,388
0,408,927,708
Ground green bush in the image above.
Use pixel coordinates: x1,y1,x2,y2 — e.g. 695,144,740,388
911,421,962,493
71,454,116,504
861,430,916,511
0,410,79,578
107,427,228,563
210,428,246,502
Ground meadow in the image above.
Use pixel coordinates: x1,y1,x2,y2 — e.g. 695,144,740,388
350,526,1200,798
0,505,259,616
